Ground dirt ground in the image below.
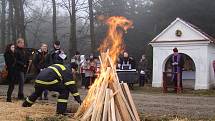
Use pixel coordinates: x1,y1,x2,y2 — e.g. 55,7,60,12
0,84,215,121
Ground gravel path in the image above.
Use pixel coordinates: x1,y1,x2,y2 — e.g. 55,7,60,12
0,84,215,120
132,93,215,120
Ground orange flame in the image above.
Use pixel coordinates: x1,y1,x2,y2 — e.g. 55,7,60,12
98,16,133,64
79,16,133,114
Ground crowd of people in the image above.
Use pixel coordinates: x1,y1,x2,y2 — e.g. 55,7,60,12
3,38,150,103
1,35,190,115
74,51,150,89
4,38,68,102
3,38,83,114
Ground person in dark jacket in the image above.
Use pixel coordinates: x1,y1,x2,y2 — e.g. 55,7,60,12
120,52,135,70
4,44,16,102
34,43,48,73
33,43,49,100
45,40,67,67
170,48,184,93
22,64,82,115
15,38,28,99
138,54,148,87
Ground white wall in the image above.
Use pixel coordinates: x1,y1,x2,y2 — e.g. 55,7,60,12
208,44,215,88
151,43,211,89
153,19,207,42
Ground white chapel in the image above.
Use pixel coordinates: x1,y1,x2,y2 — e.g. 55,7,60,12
150,18,215,90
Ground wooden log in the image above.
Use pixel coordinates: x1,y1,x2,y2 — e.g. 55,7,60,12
107,54,136,121
81,102,95,120
108,101,111,121
109,75,136,121
91,83,107,121
91,68,111,121
100,51,109,67
86,119,91,121
76,50,139,121
109,81,132,121
115,106,122,121
75,75,103,118
76,51,110,119
95,89,106,121
117,82,136,121
106,55,135,121
99,56,104,70
107,56,120,82
76,51,109,118
96,89,110,121
102,89,110,121
110,90,116,121
122,83,140,121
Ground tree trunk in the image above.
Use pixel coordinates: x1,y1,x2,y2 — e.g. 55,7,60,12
8,0,16,43
88,0,96,54
7,2,11,43
1,0,6,52
9,0,16,43
13,0,20,39
52,0,57,42
19,0,26,41
69,0,77,57
13,0,25,42
12,0,17,41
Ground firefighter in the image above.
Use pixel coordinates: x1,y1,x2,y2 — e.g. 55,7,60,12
22,63,82,115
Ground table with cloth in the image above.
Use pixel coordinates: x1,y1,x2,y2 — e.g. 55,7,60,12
116,69,138,89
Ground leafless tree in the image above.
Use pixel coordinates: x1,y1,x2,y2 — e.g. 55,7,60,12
13,0,26,42
1,0,6,51
52,0,58,42
7,0,16,43
88,0,95,54
57,0,78,56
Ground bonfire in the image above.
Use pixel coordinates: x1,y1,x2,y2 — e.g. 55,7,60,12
74,16,140,121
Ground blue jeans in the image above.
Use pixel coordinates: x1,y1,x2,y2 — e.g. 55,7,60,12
16,71,25,98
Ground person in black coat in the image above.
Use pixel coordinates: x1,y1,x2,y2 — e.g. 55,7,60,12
33,43,49,100
45,40,67,67
4,44,16,102
120,51,135,70
138,54,148,87
15,38,28,99
34,43,48,74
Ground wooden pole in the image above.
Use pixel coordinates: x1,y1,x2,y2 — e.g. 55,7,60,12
102,89,110,121
95,89,106,121
110,90,116,121
75,52,109,118
108,101,111,121
109,81,132,121
122,83,140,121
81,101,95,120
91,68,111,121
115,106,122,121
107,54,136,120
